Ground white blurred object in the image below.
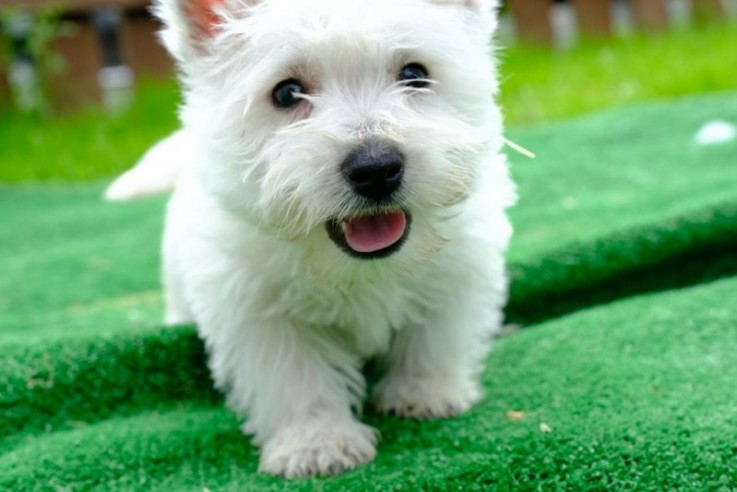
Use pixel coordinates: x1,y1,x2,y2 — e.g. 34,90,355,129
550,2,577,49
695,120,737,146
8,60,40,111
98,65,134,113
726,0,737,16
667,0,691,25
6,11,42,111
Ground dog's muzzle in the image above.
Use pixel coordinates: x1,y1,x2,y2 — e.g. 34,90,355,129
327,141,410,259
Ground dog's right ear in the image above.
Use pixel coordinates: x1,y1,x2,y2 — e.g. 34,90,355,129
155,0,255,61
428,0,500,40
154,0,226,60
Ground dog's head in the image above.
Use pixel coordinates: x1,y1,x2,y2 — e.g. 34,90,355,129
157,0,505,262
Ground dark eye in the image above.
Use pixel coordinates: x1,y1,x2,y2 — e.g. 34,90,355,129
272,79,306,108
399,63,429,88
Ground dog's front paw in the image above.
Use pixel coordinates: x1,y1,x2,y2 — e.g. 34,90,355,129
373,375,481,419
258,418,378,478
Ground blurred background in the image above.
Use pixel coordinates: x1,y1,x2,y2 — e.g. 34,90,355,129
0,0,735,183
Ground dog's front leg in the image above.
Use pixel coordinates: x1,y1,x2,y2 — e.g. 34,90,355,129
211,319,377,478
373,283,500,419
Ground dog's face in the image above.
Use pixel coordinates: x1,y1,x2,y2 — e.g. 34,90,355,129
160,0,502,261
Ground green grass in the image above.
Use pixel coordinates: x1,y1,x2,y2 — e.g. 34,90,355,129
0,79,180,183
0,20,735,183
500,20,737,125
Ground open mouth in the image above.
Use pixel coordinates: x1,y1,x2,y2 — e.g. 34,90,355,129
326,210,411,259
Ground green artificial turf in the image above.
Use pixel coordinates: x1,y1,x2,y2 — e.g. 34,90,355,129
2,92,737,490
4,276,737,490
0,184,165,344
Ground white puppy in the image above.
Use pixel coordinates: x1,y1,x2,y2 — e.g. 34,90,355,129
107,0,516,478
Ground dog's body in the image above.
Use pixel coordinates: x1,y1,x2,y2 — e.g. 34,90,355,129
108,0,515,478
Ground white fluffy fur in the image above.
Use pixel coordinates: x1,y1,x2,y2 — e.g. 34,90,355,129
108,0,515,478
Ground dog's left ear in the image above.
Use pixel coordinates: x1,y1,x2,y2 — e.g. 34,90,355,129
156,0,262,62
428,0,500,39
181,0,227,39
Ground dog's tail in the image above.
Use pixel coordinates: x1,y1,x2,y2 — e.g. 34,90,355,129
104,129,191,201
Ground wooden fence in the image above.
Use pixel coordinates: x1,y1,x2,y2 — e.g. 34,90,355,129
508,0,729,46
0,0,170,111
0,0,732,111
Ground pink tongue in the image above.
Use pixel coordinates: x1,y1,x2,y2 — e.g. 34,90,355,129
343,211,407,253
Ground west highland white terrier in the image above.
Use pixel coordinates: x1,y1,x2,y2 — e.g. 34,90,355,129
106,0,516,478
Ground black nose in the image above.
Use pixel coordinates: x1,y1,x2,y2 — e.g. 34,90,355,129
342,143,404,202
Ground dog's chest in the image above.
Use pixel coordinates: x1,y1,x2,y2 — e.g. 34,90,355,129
281,269,427,356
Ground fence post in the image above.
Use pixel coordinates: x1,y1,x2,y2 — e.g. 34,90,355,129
630,0,670,31
508,0,554,46
120,8,171,79
48,14,103,110
571,0,613,37
692,0,726,20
